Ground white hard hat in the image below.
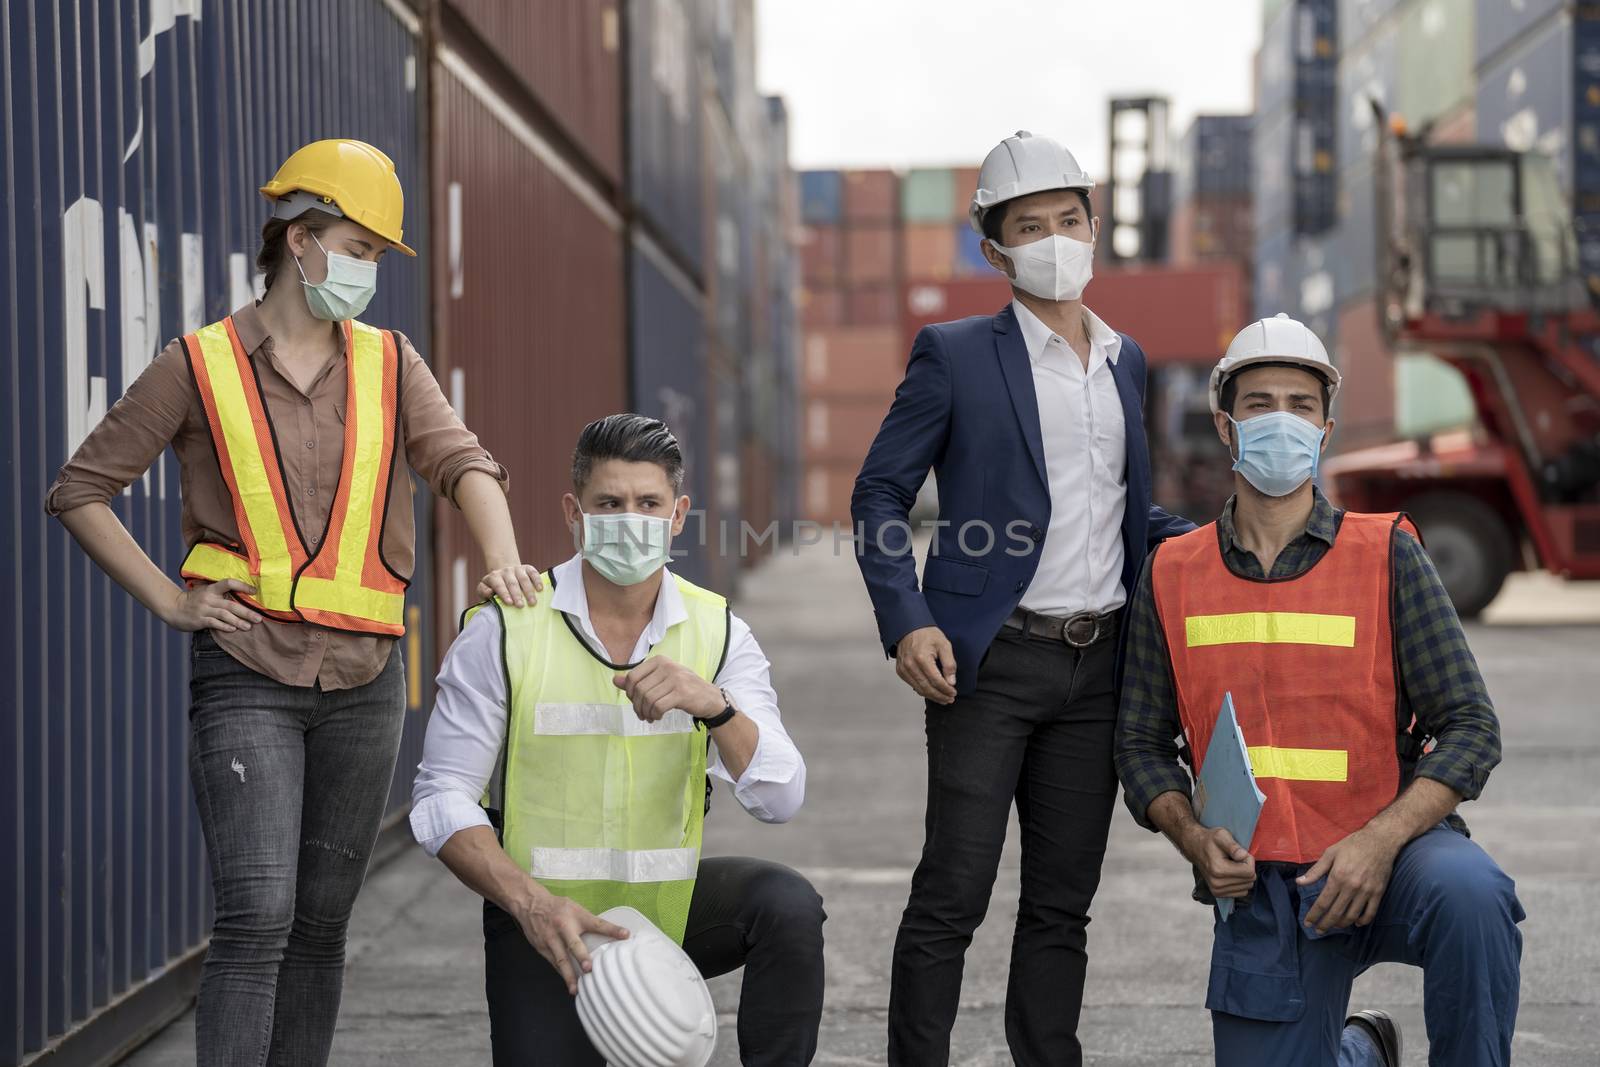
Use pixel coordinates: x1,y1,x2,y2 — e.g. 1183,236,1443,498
969,130,1095,235
574,907,716,1067
1209,313,1343,414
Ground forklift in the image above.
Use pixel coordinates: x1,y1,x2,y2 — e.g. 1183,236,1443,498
1323,102,1600,617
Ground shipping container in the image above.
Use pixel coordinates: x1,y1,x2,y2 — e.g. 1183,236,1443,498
1175,114,1253,204
953,225,993,276
1255,226,1339,340
842,168,899,223
844,284,900,326
445,0,623,184
799,169,843,224
1170,195,1254,265
800,286,845,328
802,325,905,399
1338,27,1398,175
951,166,981,219
704,356,743,593
902,167,958,222
628,0,704,271
900,265,1248,365
433,50,628,620
1475,13,1573,181
1398,0,1476,131
628,233,709,589
1255,109,1295,234
803,396,895,464
1,2,432,1063
1333,299,1399,448
706,96,750,362
803,458,865,525
798,224,843,286
1341,0,1404,51
1259,0,1338,119
843,224,898,285
1475,0,1563,69
901,222,957,281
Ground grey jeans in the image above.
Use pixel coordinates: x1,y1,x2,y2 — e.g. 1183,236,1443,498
187,630,406,1067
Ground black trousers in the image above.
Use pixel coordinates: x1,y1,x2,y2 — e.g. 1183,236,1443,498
484,856,826,1066
888,624,1121,1067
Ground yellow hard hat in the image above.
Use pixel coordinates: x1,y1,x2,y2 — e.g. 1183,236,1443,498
260,139,416,256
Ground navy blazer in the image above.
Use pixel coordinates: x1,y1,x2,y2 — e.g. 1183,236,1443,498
851,303,1195,695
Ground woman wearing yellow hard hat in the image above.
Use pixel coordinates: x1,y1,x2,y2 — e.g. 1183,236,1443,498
47,138,539,1065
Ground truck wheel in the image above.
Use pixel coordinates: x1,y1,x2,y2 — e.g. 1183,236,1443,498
1405,492,1515,619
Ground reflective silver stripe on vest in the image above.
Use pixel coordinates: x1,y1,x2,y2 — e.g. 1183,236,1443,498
533,702,697,737
530,846,700,883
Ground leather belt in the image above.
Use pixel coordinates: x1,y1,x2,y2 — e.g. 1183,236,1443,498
1003,606,1122,648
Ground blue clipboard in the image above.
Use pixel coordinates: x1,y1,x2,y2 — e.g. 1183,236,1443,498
1193,692,1266,920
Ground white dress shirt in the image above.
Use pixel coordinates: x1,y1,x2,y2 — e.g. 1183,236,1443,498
1011,299,1129,617
410,555,806,856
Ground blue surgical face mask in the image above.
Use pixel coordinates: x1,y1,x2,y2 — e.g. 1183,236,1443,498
1229,410,1326,497
579,509,673,586
295,233,378,322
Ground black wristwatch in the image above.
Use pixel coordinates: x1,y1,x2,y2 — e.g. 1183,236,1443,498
702,688,738,730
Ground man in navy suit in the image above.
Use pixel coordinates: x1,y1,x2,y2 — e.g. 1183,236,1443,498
851,131,1195,1066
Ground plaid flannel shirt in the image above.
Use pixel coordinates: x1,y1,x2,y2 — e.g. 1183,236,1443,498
1115,489,1502,833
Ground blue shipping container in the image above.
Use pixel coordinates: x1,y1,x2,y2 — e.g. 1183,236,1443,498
629,0,705,273
1475,0,1563,69
1476,14,1573,186
799,170,843,225
628,231,712,586
1254,109,1295,237
1338,28,1398,176
0,2,431,1063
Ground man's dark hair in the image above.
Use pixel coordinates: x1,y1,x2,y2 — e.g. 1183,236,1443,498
572,413,685,493
1219,361,1332,419
980,188,1093,244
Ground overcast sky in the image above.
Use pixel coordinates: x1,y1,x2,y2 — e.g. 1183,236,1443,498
754,0,1261,177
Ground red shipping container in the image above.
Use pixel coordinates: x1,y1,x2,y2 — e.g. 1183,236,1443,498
800,225,843,285
845,284,900,326
844,225,898,285
803,325,905,399
804,396,891,465
1333,300,1399,450
843,168,899,222
803,458,862,526
445,0,623,184
800,287,845,329
900,263,1248,365
432,60,628,632
951,166,981,220
902,223,957,281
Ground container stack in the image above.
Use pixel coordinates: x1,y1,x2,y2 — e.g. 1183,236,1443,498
0,4,800,1059
1253,0,1339,351
798,167,904,525
1171,116,1255,271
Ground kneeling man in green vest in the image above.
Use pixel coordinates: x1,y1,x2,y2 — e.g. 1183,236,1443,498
412,413,823,1065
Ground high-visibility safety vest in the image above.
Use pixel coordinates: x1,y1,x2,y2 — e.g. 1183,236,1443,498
1151,511,1419,864
468,570,731,944
179,315,408,636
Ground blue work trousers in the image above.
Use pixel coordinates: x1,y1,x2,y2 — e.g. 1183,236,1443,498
1209,824,1524,1066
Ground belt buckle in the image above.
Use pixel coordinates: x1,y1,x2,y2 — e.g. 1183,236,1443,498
1062,611,1099,648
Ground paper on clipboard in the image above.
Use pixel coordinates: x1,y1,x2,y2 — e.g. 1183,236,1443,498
1193,692,1266,920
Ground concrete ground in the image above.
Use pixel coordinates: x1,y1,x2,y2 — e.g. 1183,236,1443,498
126,546,1600,1066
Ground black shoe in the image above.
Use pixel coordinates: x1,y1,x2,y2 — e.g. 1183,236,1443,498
1345,1009,1402,1067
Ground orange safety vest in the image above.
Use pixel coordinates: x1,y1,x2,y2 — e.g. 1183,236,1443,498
1151,511,1418,863
179,315,408,636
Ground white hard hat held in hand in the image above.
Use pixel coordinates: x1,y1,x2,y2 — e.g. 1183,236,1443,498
574,906,717,1067
969,130,1095,235
1210,313,1343,414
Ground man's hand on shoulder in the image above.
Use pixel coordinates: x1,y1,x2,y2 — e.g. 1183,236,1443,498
895,626,958,705
614,655,725,722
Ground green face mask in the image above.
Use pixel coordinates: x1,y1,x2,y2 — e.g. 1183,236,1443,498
580,510,673,586
295,233,378,321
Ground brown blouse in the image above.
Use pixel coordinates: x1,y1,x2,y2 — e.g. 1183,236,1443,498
45,302,508,690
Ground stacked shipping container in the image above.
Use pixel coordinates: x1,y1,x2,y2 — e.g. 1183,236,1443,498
1,0,798,1062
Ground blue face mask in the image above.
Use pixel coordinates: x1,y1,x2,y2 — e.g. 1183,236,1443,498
1229,410,1326,497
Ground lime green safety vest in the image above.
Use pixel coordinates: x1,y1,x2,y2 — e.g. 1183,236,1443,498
467,570,730,944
